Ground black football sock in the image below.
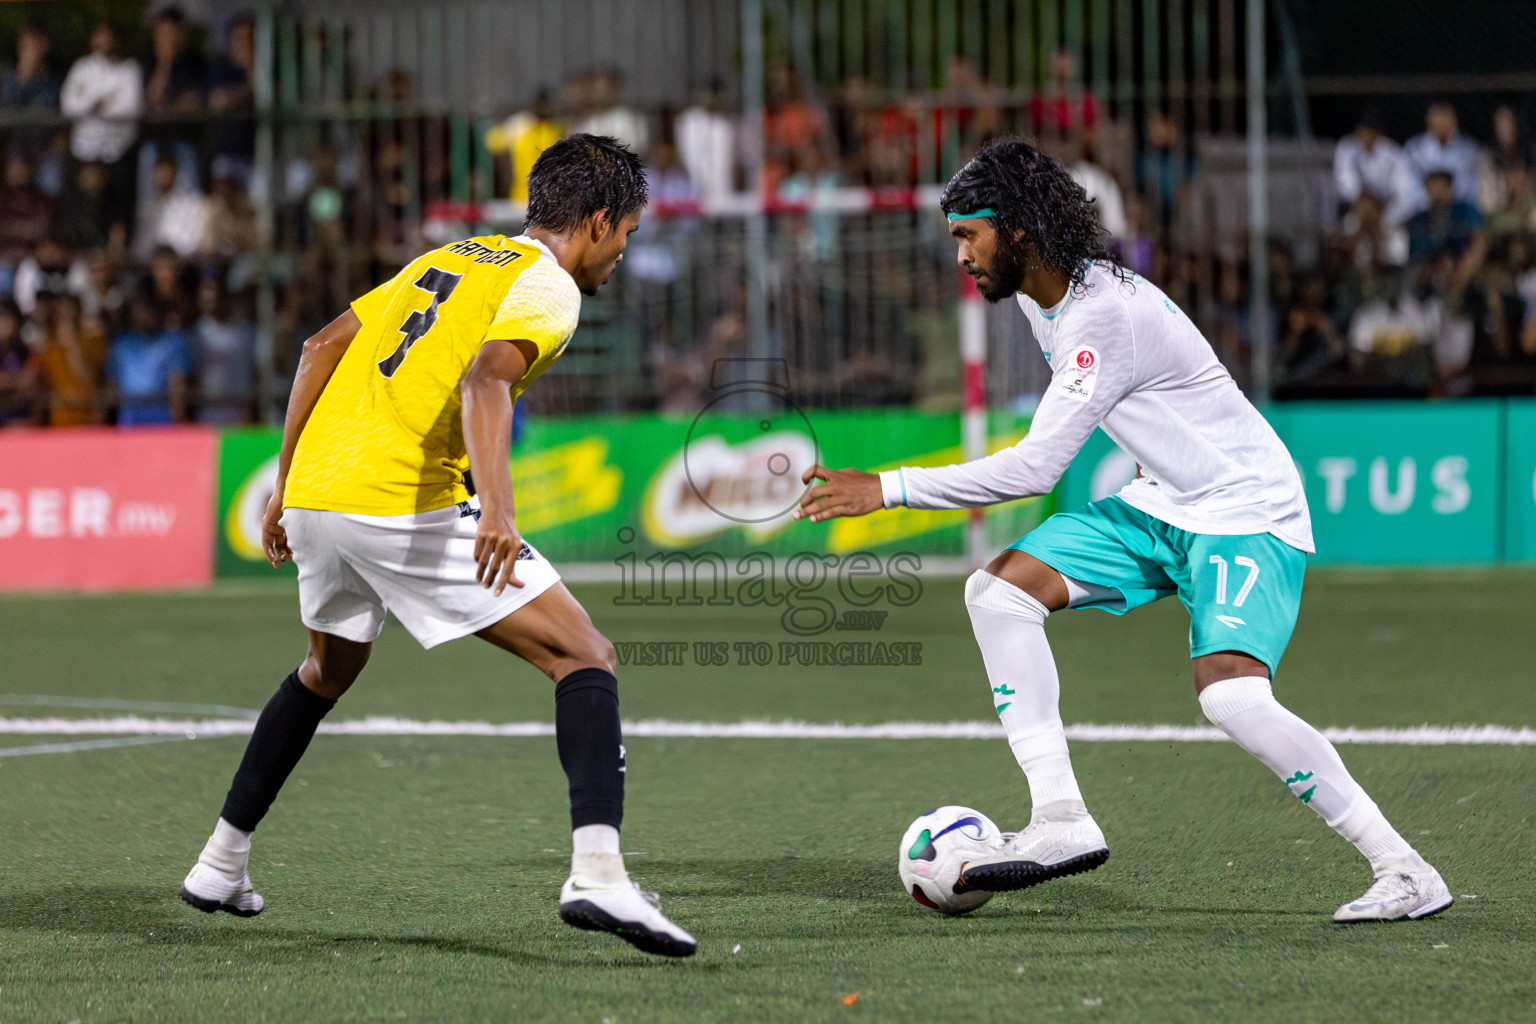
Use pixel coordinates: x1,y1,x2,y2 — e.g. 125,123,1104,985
554,668,625,830
220,672,337,832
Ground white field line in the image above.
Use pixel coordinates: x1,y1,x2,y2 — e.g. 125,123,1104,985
0,716,1534,746
0,735,190,758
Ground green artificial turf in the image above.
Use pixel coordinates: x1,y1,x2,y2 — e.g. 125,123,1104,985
0,570,1533,1022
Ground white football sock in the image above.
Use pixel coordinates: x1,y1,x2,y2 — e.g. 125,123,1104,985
964,570,1085,819
198,818,252,877
1199,677,1424,875
571,825,627,884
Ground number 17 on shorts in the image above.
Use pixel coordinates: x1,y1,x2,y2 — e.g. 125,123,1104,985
1183,533,1307,676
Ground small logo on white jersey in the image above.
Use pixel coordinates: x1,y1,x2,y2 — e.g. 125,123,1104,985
1058,345,1100,403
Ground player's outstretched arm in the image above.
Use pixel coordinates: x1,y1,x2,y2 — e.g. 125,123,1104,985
263,309,361,567
462,337,537,596
793,464,884,523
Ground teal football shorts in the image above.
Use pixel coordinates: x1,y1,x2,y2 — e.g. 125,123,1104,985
1008,496,1307,676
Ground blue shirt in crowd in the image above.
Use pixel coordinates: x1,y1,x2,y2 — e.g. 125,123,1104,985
1406,201,1484,263
107,329,193,427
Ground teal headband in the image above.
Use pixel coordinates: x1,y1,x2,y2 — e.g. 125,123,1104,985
947,208,997,221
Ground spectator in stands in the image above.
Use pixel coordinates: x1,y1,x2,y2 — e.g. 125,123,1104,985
1333,105,1411,225
1029,49,1101,141
13,235,89,317
485,87,564,206
208,13,257,187
149,245,197,329
51,160,126,255
1406,169,1486,277
0,154,52,296
643,137,698,211
1404,102,1482,214
0,299,39,425
37,291,106,426
862,88,921,189
61,22,142,218
1208,257,1252,381
139,5,205,207
935,56,1001,173
84,249,126,330
2,21,60,112
777,140,841,260
1478,234,1534,365
106,289,192,426
1278,272,1347,387
675,78,737,202
1070,133,1127,241
135,152,208,260
201,168,258,269
1488,163,1536,238
574,68,648,154
763,63,830,195
192,274,253,424
2,21,63,192
1481,104,1531,215
1348,266,1439,393
1337,190,1408,271
1517,243,1536,359
1120,192,1156,279
1137,110,1193,236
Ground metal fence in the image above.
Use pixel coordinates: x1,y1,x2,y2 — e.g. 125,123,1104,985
1,0,1323,425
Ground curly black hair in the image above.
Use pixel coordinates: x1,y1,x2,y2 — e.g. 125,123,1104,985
939,136,1129,295
525,133,648,236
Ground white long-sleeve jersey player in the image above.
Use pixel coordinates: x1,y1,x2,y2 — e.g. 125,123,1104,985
879,262,1313,553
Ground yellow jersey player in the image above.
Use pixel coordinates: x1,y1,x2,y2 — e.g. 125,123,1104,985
178,135,696,957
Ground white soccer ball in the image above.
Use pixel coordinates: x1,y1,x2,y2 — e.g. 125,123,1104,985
897,805,1000,915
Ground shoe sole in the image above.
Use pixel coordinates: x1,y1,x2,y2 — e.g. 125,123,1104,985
1335,894,1454,923
177,886,264,918
559,899,697,958
955,847,1110,894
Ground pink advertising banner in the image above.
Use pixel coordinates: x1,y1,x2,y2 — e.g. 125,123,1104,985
0,428,217,591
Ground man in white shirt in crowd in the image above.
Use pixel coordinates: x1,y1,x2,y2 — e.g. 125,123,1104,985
60,21,142,213
134,153,208,261
1333,106,1413,226
1404,103,1483,216
675,78,738,205
795,137,1452,924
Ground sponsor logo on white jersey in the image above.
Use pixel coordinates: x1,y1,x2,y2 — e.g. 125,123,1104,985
1059,346,1100,403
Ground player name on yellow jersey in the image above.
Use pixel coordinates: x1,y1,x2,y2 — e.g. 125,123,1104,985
284,234,582,516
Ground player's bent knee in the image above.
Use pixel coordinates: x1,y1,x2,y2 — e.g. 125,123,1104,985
586,633,618,677
964,568,1051,623
1192,651,1270,693
540,631,617,682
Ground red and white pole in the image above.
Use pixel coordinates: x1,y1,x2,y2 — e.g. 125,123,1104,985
959,269,988,567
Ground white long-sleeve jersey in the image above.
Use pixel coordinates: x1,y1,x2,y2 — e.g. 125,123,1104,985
879,262,1314,553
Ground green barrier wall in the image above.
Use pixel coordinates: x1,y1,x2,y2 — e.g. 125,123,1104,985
214,410,1052,575
971,399,1534,566
214,401,1536,576
1275,401,1503,565
1508,403,1536,564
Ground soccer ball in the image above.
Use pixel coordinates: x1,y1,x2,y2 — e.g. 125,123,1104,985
897,806,1000,915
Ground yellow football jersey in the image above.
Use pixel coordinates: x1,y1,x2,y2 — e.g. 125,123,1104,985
284,234,581,515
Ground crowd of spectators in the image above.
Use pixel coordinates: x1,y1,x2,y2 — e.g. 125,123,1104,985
1277,101,1536,397
0,10,257,428
2,5,1534,426
485,55,1536,401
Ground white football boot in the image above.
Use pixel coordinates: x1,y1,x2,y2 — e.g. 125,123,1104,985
1333,862,1453,922
559,873,697,958
955,800,1110,894
178,829,265,918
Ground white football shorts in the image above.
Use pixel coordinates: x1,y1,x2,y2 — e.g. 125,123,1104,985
282,500,562,649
